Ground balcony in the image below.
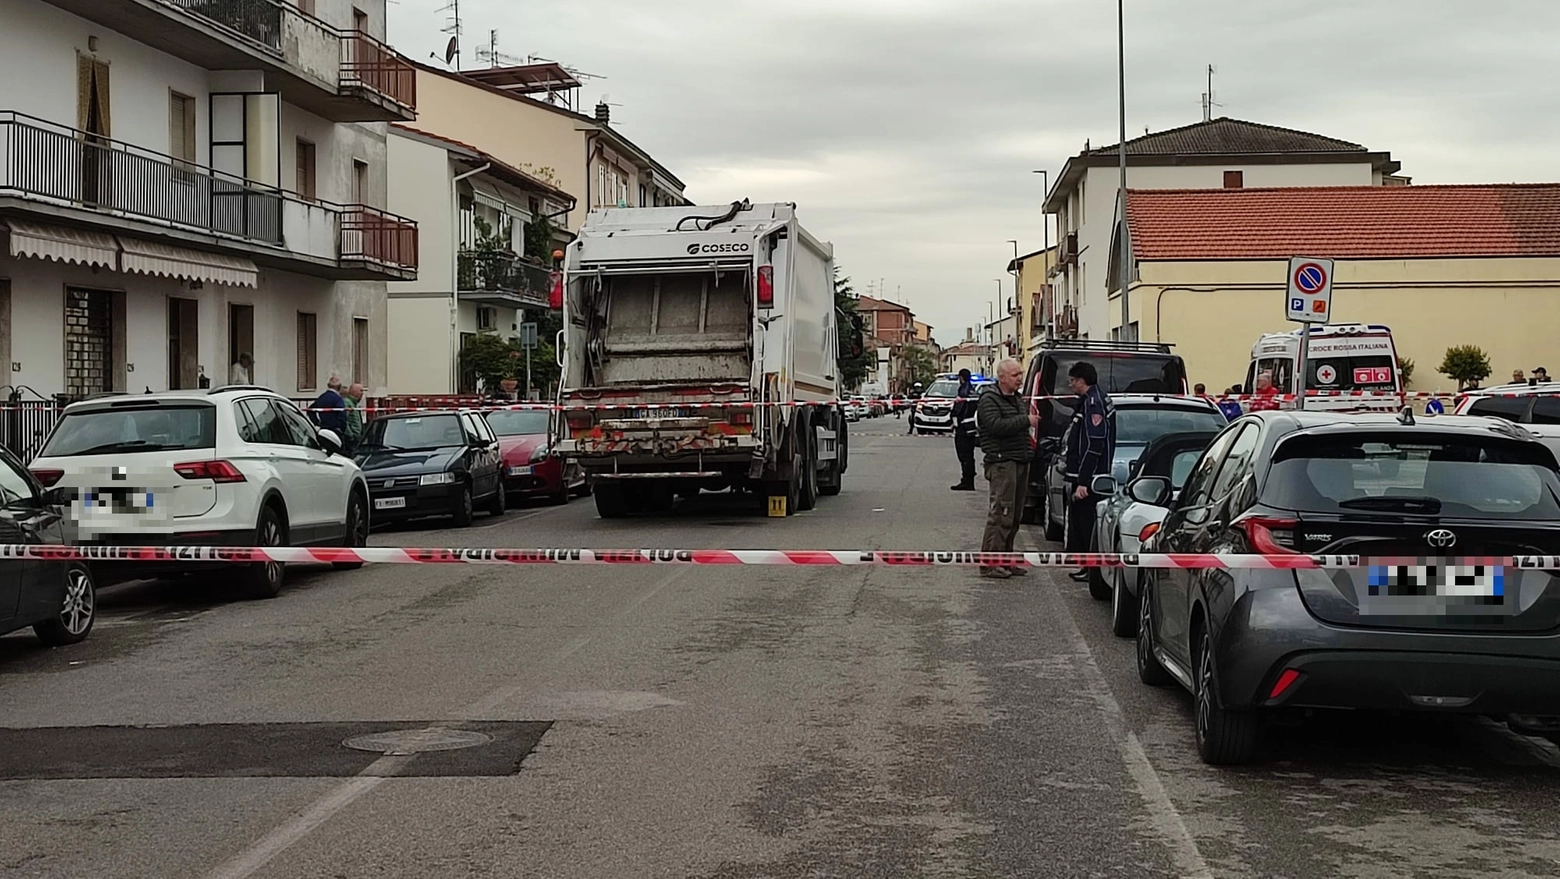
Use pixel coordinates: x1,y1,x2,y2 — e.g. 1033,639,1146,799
38,0,416,123
0,112,417,280
1059,232,1079,267
457,252,555,309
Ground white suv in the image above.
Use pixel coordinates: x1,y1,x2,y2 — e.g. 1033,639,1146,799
28,388,370,599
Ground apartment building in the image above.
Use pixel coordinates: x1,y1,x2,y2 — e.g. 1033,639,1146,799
0,0,418,402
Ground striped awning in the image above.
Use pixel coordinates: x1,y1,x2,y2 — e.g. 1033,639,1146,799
4,220,118,268
118,237,258,288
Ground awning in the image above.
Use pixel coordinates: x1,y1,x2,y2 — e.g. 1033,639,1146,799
470,179,508,212
4,220,118,268
118,238,258,288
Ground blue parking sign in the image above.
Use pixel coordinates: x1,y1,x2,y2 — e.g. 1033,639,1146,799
1290,297,1305,312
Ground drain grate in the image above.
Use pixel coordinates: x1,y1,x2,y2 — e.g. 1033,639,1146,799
343,727,493,755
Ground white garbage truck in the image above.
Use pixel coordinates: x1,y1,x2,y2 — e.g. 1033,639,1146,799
551,200,862,518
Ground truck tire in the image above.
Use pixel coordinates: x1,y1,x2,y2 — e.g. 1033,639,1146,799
594,483,631,519
642,480,675,513
798,425,819,512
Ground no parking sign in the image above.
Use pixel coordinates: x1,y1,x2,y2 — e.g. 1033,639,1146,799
1286,257,1334,324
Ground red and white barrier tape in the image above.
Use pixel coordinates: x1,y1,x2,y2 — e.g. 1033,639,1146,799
7,545,1556,569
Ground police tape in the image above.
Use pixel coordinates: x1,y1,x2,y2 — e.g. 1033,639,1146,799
3,545,1557,569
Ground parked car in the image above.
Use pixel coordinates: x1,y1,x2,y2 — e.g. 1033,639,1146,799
355,410,505,527
29,389,368,599
1136,409,1560,764
1023,340,1191,523
1450,382,1560,422
0,446,97,646
1089,431,1222,635
910,378,992,435
483,409,588,505
1040,395,1227,545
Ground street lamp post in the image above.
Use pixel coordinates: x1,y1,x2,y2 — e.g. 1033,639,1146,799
1117,0,1132,342
1033,169,1050,339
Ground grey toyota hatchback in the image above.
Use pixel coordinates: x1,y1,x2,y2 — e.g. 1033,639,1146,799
1135,409,1560,764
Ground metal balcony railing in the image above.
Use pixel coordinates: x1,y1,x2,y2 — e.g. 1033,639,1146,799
342,31,417,110
0,111,282,244
456,252,552,305
342,206,419,272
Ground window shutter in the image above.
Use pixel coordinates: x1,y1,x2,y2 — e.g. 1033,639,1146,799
77,54,93,132
93,59,111,136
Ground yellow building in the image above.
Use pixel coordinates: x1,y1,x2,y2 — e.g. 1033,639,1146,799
1007,246,1058,357
1117,184,1560,393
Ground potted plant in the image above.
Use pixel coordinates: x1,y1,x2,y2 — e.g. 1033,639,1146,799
460,332,522,396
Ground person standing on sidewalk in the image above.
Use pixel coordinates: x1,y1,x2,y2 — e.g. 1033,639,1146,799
1063,361,1115,583
976,358,1038,579
342,382,366,454
950,368,978,491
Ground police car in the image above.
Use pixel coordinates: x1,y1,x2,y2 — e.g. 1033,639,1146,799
910,375,992,435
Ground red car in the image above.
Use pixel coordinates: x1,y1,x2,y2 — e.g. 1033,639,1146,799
483,409,589,504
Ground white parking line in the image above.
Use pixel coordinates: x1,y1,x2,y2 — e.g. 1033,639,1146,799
1024,533,1214,879
203,566,693,879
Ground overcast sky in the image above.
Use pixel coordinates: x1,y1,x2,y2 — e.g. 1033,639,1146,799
388,0,1560,344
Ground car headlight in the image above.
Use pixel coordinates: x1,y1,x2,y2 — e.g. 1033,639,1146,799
420,472,456,486
530,447,549,464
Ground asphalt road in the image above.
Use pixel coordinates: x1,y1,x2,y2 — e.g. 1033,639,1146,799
1,416,1559,878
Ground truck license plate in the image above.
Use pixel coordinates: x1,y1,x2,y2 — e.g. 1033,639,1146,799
640,408,677,420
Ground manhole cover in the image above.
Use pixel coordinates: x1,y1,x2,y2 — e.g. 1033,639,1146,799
343,727,493,755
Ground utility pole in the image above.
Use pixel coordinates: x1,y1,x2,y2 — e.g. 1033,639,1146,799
1117,0,1132,341
1034,170,1051,341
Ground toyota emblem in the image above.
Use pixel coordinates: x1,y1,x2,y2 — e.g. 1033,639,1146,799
1425,529,1457,549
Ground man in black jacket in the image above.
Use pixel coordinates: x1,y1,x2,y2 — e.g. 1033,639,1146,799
950,368,978,491
976,358,1038,579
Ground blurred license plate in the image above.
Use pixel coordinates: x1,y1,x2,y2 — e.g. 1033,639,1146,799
508,466,532,476
638,408,678,419
374,497,406,510
80,489,157,513
1367,564,1505,602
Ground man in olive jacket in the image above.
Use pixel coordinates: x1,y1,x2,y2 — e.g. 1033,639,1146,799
976,358,1039,579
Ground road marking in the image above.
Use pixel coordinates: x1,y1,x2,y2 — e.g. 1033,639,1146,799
1023,534,1214,879
203,566,692,879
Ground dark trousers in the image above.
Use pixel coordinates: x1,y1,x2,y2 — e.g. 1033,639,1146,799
982,460,1029,554
953,428,977,485
1065,485,1098,555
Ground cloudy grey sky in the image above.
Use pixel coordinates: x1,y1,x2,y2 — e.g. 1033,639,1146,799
388,0,1560,344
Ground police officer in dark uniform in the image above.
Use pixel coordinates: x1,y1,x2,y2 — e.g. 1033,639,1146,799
1063,361,1115,582
950,368,978,491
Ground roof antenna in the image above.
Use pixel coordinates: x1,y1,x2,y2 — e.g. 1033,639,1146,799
1397,405,1415,426
1202,64,1222,122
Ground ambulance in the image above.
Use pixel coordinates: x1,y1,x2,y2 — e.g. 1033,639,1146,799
1245,324,1404,412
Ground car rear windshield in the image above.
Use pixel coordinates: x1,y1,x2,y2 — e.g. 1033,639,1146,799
42,404,217,457
1115,407,1228,444
1265,434,1560,519
486,410,549,436
1052,354,1185,395
362,414,466,451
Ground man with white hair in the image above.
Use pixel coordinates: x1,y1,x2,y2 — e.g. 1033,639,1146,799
975,358,1038,579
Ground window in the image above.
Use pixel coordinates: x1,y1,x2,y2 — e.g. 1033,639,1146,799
352,159,368,204
238,399,296,446
296,312,317,392
169,92,196,170
1209,423,1261,501
352,317,368,385
43,405,216,457
0,458,35,507
1467,396,1532,423
353,6,368,31
295,139,316,201
296,0,315,15
277,402,322,447
1178,426,1242,509
1223,170,1244,189
1531,397,1560,425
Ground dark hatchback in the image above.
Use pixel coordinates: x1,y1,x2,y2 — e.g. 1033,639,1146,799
1134,410,1560,764
0,447,96,648
354,411,506,528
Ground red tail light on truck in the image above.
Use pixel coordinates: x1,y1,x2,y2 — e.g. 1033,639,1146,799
757,265,775,309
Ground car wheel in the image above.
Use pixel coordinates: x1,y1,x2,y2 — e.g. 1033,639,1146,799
1087,532,1111,601
1136,578,1171,687
333,490,369,571
489,480,509,516
1194,624,1261,765
34,564,95,646
241,506,287,600
1112,564,1141,638
1043,487,1064,542
452,483,475,528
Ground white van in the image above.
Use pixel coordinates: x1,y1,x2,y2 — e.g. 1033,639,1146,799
1245,324,1403,412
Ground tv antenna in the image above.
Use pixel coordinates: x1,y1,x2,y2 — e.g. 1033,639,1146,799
1202,64,1223,122
436,0,462,70
475,29,527,68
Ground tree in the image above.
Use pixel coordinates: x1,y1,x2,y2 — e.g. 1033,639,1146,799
833,267,871,390
902,345,940,388
1397,356,1415,387
460,332,522,392
1437,345,1491,391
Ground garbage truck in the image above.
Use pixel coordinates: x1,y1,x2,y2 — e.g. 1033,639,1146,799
550,200,863,518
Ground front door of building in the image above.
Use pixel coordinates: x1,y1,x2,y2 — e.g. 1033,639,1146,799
168,297,199,390
64,288,114,399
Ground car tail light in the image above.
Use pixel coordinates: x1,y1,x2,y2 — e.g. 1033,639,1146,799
730,410,752,426
1237,516,1299,554
30,469,64,488
173,460,247,483
565,409,594,431
1268,668,1303,700
548,270,564,310
756,265,774,308
1139,522,1161,544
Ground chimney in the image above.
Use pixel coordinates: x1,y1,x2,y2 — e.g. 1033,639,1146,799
594,101,610,126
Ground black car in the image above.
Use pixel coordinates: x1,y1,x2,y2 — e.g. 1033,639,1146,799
354,410,505,528
0,447,96,648
1135,409,1560,764
1022,340,1191,523
1039,395,1228,541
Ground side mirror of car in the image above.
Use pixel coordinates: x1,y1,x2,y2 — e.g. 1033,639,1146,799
317,429,343,456
1128,476,1172,507
1090,475,1118,496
